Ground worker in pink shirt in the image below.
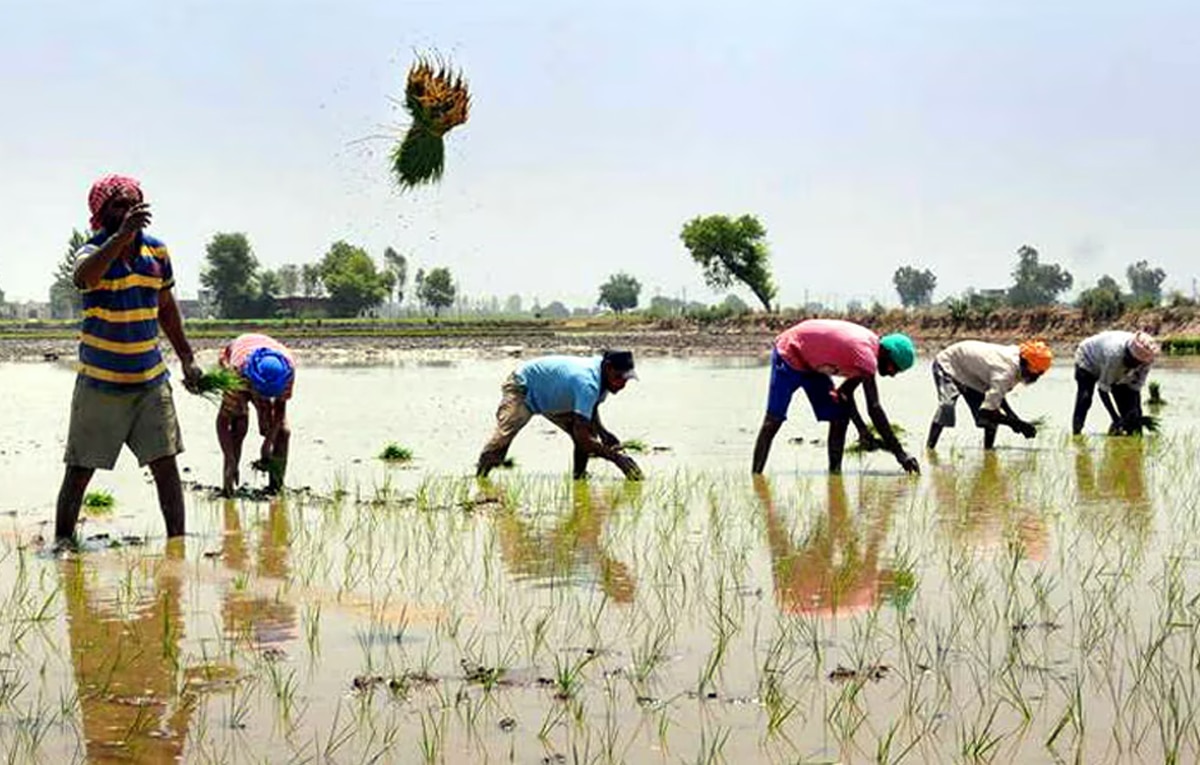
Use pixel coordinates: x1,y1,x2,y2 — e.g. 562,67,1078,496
217,333,295,496
752,319,920,475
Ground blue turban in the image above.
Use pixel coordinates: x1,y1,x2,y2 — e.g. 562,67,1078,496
244,348,294,398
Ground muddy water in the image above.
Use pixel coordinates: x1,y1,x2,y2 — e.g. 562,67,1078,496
1,355,1200,762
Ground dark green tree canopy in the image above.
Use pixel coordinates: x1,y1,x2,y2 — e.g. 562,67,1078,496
679,214,777,311
1077,275,1126,322
1126,260,1166,306
1006,245,1073,307
319,241,394,318
892,266,937,307
417,266,456,316
597,272,641,313
202,232,262,318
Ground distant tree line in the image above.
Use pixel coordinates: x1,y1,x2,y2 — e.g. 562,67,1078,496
39,215,1184,323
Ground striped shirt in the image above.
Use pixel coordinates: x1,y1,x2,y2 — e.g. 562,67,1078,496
220,334,296,400
74,231,174,390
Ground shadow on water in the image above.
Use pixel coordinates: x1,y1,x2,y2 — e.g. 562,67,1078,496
754,474,906,617
491,479,639,603
929,450,1050,559
61,540,217,763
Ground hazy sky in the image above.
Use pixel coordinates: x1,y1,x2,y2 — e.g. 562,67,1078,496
1,0,1197,308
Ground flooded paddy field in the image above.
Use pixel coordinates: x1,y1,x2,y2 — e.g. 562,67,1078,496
2,355,1200,763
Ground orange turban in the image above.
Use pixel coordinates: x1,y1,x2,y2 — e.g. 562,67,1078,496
1018,340,1053,374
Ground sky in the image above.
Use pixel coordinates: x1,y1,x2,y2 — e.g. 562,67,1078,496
1,0,1198,309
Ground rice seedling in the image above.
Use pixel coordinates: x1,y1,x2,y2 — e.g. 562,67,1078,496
195,366,246,402
379,443,413,463
81,489,115,516
620,439,648,454
392,56,470,190
1147,381,1166,406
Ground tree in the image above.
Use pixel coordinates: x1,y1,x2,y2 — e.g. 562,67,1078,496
383,247,408,305
257,269,282,316
414,268,426,311
201,233,262,318
301,263,325,297
503,294,523,315
679,214,777,311
50,229,88,319
0,287,5,305
892,266,937,307
1006,245,1073,307
1126,260,1166,306
276,264,300,297
721,294,751,315
1077,275,1126,322
416,267,456,317
541,300,570,319
597,272,641,313
319,241,394,318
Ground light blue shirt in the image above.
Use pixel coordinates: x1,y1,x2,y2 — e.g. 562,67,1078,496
1075,331,1149,391
516,355,604,417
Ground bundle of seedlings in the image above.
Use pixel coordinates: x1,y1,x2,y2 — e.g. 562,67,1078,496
847,423,906,454
195,367,246,402
392,56,470,189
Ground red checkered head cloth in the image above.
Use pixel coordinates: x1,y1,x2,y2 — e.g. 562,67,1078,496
87,174,143,232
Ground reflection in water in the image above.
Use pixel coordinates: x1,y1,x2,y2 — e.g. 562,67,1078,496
221,497,298,647
755,475,903,616
931,452,1049,559
1074,436,1152,548
62,540,198,763
494,480,637,602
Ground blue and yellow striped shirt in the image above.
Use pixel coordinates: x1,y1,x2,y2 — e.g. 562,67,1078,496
74,230,174,390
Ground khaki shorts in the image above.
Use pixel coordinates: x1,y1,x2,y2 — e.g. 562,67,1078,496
480,373,575,457
63,377,184,469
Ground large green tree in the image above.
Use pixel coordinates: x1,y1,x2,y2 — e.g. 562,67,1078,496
1126,260,1166,306
319,241,394,317
892,265,937,307
597,272,641,313
384,247,408,305
1006,245,1073,307
201,233,262,318
679,214,777,311
50,229,88,319
1077,275,1126,322
417,266,456,317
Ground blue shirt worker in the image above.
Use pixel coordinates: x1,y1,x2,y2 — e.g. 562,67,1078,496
55,174,202,543
476,350,643,480
1072,330,1160,435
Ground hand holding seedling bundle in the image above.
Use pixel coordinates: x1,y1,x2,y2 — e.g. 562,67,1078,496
392,56,470,190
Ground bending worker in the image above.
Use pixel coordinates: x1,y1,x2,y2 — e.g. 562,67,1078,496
926,339,1051,451
477,350,643,480
217,333,295,496
751,318,920,475
1072,330,1160,435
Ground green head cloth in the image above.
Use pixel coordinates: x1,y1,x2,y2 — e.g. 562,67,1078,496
879,333,917,372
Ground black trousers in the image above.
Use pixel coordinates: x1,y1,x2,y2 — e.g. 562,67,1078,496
1073,366,1141,434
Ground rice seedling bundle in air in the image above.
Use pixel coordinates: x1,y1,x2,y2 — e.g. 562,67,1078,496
392,56,470,190
196,367,246,402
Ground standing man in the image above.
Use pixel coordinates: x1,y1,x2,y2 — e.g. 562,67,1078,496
925,339,1051,451
751,319,920,475
56,174,202,543
1072,330,1160,435
216,333,296,496
476,350,643,480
